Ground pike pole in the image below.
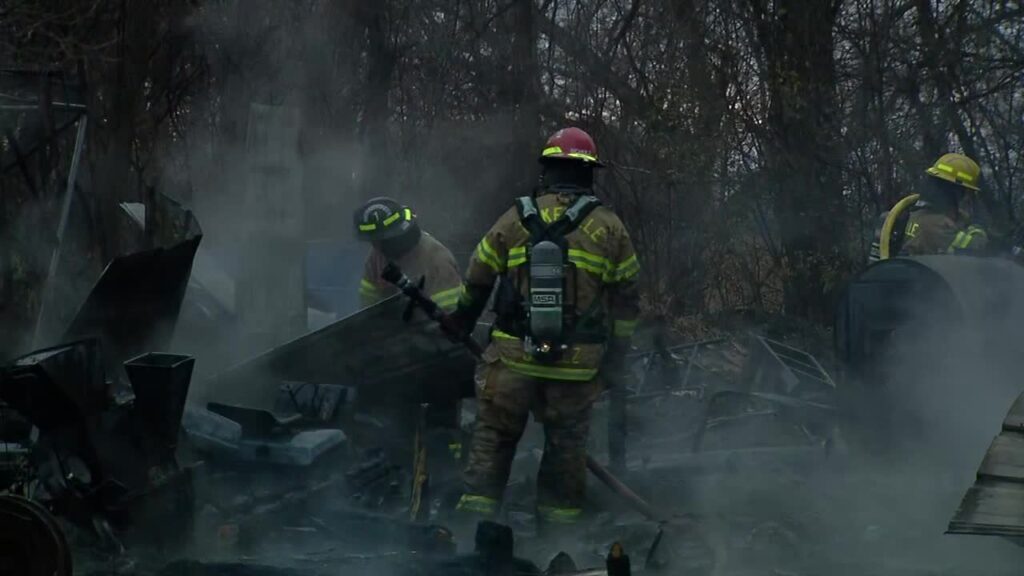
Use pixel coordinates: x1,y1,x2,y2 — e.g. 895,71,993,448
381,262,663,523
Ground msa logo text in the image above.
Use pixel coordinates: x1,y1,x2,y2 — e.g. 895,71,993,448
532,294,559,305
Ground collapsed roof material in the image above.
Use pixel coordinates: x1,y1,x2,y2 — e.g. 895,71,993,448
198,295,477,410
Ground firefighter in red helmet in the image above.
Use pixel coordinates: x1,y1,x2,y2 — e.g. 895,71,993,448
446,127,640,529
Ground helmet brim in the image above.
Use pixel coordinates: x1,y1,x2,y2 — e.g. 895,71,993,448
925,167,980,191
357,219,415,241
538,154,606,168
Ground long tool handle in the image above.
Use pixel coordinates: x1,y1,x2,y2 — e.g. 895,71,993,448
585,457,660,522
381,262,484,356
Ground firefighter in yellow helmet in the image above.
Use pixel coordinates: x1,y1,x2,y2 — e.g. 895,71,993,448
444,128,641,527
870,153,988,262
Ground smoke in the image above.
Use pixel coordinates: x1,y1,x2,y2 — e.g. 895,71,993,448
160,0,535,382
8,2,1023,573
655,257,1024,575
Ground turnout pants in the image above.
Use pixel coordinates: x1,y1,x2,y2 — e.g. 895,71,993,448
459,360,603,523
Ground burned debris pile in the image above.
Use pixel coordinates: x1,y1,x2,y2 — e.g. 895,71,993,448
0,192,846,574
606,332,837,474
0,292,841,575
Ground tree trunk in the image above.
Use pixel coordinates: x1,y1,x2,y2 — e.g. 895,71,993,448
754,0,847,321
353,2,397,201
507,0,542,198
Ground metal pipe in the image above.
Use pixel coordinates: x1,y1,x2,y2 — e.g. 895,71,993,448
585,456,661,523
32,115,87,348
0,103,87,111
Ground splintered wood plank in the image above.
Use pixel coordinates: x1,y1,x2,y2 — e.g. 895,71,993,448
1004,392,1024,432
978,432,1024,482
948,478,1024,537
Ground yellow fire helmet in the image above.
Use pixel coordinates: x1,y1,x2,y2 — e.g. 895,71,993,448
925,153,981,192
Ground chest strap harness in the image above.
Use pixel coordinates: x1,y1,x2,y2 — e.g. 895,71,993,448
512,194,602,363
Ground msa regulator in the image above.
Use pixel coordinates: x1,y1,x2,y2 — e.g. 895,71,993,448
516,194,602,363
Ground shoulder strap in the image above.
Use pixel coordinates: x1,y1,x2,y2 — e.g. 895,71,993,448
516,194,602,245
515,196,547,244
548,195,602,239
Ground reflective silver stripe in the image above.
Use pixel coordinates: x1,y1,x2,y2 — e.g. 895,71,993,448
517,196,539,219
564,195,600,222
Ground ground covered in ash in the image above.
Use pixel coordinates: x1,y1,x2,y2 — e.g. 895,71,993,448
77,327,1024,576
79,439,1022,576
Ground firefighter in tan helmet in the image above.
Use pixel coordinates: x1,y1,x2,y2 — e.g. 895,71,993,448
354,197,465,466
871,153,988,261
354,197,463,311
444,127,641,528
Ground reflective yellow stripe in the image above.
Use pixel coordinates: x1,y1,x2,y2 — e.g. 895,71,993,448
359,223,377,232
618,262,640,281
404,208,413,220
433,295,462,309
492,329,520,340
383,212,401,226
508,246,528,268
476,245,504,273
456,494,498,515
537,506,583,524
948,226,987,252
431,286,463,310
966,225,987,238
613,319,638,338
607,254,639,282
501,359,598,381
448,442,462,460
510,247,614,274
475,237,506,273
431,286,463,301
567,249,610,276
948,232,970,251
948,233,964,251
542,146,598,163
506,246,635,281
568,249,610,268
932,162,978,187
360,278,380,296
572,259,606,276
566,152,598,163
